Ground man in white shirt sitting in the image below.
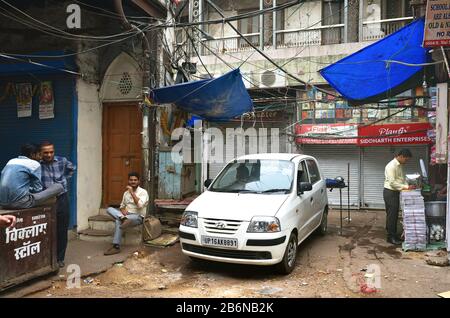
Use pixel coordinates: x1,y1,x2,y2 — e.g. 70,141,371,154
104,172,149,255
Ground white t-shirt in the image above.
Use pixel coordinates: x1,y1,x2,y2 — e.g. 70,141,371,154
119,186,149,217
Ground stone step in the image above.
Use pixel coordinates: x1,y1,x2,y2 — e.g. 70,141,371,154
88,214,115,232
98,208,109,216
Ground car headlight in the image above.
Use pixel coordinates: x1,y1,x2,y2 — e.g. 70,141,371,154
247,216,281,233
180,211,198,228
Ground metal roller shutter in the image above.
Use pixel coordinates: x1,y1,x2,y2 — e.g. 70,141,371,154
361,146,428,209
0,75,76,227
301,145,361,208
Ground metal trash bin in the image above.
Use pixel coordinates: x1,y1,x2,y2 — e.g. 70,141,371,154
0,205,58,292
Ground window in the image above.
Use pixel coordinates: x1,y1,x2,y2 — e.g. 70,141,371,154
298,161,310,183
237,9,260,48
306,160,321,184
322,0,344,45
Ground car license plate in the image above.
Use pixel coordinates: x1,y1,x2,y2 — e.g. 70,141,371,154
201,235,238,249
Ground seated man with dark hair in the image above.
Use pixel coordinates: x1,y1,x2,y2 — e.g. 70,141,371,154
104,172,149,255
0,144,63,209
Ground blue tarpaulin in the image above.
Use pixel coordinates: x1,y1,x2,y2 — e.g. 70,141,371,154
151,69,253,121
319,18,429,105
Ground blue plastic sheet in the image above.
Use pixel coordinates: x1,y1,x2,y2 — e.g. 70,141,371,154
319,18,429,105
151,69,253,121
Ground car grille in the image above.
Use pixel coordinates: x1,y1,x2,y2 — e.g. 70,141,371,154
202,218,242,235
182,243,272,260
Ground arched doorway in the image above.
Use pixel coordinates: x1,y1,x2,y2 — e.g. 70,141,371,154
100,52,143,206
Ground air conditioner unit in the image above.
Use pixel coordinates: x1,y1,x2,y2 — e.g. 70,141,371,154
258,69,287,88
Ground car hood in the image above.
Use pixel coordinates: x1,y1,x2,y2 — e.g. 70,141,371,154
185,190,290,221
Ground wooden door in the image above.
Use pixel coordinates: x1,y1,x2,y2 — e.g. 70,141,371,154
103,103,142,206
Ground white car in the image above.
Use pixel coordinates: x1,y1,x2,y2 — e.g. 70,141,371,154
179,153,329,274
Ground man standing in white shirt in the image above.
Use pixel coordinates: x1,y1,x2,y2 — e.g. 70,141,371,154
104,172,149,255
383,149,414,245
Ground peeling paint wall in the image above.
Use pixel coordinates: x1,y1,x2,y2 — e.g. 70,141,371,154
75,77,102,231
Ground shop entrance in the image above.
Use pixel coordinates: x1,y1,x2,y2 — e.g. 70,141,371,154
102,103,142,206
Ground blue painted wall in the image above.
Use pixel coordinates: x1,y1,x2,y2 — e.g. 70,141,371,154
0,74,77,228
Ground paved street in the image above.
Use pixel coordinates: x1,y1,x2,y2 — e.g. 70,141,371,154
18,210,450,298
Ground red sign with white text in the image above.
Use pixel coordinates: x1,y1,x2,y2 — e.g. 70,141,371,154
296,123,358,144
358,123,433,146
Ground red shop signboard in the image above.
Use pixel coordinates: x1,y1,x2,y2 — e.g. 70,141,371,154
295,123,358,144
358,123,433,146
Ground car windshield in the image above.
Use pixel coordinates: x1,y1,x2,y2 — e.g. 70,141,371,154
210,159,294,194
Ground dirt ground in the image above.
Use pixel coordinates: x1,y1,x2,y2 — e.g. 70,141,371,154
29,210,450,298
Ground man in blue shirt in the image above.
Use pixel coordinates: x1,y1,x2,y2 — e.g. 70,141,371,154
40,141,76,268
0,144,63,209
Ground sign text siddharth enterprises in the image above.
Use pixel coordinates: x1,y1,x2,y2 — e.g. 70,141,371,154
358,123,433,146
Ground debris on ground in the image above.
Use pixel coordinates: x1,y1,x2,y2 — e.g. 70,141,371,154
257,287,283,295
437,291,450,298
144,233,179,247
424,250,449,267
83,277,94,284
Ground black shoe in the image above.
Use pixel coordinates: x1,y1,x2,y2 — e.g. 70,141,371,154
57,261,65,268
387,237,402,245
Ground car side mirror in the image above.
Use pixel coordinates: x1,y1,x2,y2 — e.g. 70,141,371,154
204,179,212,188
298,182,312,195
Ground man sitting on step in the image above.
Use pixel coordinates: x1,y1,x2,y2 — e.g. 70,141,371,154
104,172,149,255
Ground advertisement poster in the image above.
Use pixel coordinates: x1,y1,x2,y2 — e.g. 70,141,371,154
15,83,32,118
39,81,54,119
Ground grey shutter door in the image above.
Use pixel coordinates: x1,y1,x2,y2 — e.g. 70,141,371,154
301,145,360,208
361,146,428,208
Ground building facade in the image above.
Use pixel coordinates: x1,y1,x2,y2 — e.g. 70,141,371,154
176,0,432,208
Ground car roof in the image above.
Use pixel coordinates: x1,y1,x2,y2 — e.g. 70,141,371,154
234,153,313,162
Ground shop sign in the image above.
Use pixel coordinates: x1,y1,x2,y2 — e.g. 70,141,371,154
358,123,433,146
423,0,450,47
232,110,284,122
296,123,358,144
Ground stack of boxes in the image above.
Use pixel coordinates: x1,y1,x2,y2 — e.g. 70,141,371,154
400,190,427,251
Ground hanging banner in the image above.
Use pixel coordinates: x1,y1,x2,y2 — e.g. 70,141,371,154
295,123,358,144
358,123,433,146
39,81,54,119
15,83,32,118
423,0,450,47
435,83,448,163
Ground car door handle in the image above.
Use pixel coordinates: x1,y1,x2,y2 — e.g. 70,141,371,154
310,197,313,203
321,189,324,193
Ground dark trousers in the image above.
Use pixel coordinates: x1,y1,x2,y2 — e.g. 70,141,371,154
56,193,70,262
383,188,400,239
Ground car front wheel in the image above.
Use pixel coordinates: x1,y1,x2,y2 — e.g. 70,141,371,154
276,232,298,275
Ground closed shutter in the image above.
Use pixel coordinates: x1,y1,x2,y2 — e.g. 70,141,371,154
208,122,286,179
361,146,428,208
0,75,76,226
301,145,360,208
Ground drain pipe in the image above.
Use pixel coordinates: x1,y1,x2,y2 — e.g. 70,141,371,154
114,0,153,215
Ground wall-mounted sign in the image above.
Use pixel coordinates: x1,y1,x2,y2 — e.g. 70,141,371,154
15,83,32,118
296,123,358,144
39,81,54,120
358,123,433,146
424,0,450,47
